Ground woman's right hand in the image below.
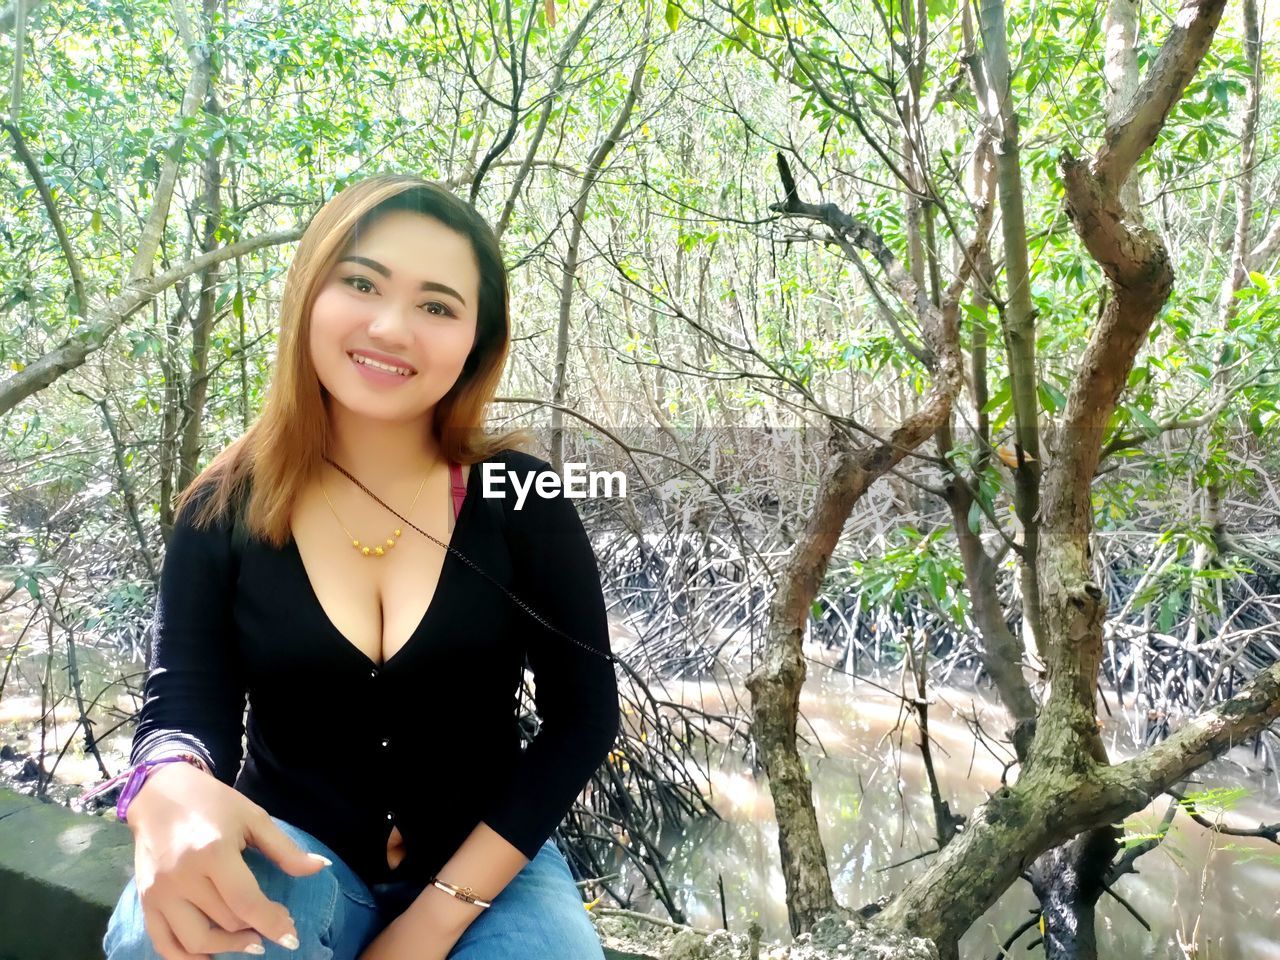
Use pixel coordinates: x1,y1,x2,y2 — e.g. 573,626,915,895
125,761,331,959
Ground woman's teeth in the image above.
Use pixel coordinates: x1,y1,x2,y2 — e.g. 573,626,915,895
351,354,414,376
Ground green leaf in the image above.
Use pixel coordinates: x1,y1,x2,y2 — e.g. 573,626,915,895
1039,380,1067,414
1130,407,1160,436
926,563,947,600
1179,786,1248,810
1158,590,1183,633
665,0,680,30
982,380,1011,414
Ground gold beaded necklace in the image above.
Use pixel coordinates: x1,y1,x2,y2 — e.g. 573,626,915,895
320,467,430,559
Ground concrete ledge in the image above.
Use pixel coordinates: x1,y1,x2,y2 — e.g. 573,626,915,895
0,788,135,960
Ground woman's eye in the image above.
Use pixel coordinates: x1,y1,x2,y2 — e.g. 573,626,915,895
344,277,453,317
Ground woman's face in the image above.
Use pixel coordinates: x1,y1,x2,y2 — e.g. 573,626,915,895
309,209,480,424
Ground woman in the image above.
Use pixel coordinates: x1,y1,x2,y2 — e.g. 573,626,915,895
99,173,620,960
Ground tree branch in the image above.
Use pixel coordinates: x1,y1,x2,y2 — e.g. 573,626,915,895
0,228,303,416
1106,661,1280,799
1093,0,1229,191
2,120,87,317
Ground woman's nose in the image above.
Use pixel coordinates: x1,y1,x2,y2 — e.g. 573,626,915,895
366,302,416,341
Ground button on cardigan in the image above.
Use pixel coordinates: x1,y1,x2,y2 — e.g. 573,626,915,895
128,447,620,887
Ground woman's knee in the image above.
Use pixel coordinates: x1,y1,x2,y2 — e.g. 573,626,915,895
103,818,377,960
103,876,160,960
103,870,338,960
259,817,381,958
447,840,604,960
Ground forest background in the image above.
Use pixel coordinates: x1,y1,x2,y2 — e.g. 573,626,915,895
1,0,1279,957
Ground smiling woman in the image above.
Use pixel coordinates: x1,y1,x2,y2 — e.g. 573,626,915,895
311,214,478,415
98,173,619,960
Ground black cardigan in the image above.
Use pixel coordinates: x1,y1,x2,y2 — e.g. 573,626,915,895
129,447,620,887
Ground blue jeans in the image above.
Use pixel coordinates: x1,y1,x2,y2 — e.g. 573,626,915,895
103,816,605,960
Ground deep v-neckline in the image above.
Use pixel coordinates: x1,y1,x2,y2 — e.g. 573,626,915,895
289,459,479,670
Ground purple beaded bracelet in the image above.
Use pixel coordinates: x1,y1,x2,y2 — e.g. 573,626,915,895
79,754,208,823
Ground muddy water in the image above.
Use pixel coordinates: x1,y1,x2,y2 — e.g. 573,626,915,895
0,639,142,797
623,650,1280,959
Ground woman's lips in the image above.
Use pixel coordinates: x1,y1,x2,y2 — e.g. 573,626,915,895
349,352,416,385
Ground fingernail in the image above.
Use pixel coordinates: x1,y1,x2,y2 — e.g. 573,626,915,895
308,853,333,866
278,933,299,950
243,945,266,955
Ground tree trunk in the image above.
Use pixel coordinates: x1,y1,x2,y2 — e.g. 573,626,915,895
1188,0,1260,645
177,86,225,490
128,0,218,285
975,0,1046,657
758,123,989,929
1027,826,1120,960
549,35,647,469
747,419,962,934
941,458,1038,725
874,0,1244,953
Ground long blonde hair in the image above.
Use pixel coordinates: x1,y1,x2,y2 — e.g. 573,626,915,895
175,172,533,544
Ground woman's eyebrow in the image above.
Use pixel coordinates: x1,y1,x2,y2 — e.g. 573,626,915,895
338,255,468,307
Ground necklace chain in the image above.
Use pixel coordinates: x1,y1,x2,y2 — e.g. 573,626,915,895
320,454,618,664
321,468,429,558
